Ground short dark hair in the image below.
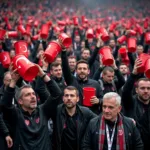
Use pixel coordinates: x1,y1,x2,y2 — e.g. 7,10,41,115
76,59,89,70
68,56,76,60
136,78,150,88
102,66,114,75
15,84,33,101
64,86,79,96
50,62,61,70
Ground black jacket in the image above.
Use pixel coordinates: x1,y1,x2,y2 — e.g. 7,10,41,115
93,67,125,95
53,104,97,150
1,79,62,150
121,73,150,128
81,115,143,150
139,107,150,150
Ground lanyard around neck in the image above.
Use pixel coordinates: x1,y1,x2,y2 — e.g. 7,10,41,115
106,120,117,150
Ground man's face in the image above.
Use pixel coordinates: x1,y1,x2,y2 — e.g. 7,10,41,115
136,80,150,102
63,89,79,109
102,71,114,83
50,65,62,78
68,58,76,71
76,63,89,80
137,45,143,55
119,65,128,75
75,35,80,42
109,40,116,48
81,50,90,60
19,88,37,111
3,73,12,87
102,97,121,121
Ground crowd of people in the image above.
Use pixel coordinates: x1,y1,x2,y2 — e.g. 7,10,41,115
0,0,150,150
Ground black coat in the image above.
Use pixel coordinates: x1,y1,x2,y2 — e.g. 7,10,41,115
53,104,97,150
1,79,62,150
121,73,150,128
81,115,143,150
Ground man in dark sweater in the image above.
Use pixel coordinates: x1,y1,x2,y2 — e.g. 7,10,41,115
1,65,62,150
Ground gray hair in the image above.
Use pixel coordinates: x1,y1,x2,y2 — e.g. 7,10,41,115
15,84,32,101
103,92,121,106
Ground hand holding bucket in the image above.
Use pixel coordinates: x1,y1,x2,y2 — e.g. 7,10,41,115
58,33,72,48
119,47,127,59
0,52,11,68
117,35,126,44
99,46,114,66
14,41,28,58
83,87,96,107
86,28,94,39
127,38,137,52
44,41,62,63
12,55,39,81
137,53,150,73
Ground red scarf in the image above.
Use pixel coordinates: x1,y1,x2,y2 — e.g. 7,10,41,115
99,114,126,150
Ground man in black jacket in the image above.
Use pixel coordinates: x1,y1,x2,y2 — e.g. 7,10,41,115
1,65,62,150
81,92,143,150
139,107,150,150
121,58,150,127
53,86,97,150
61,39,103,114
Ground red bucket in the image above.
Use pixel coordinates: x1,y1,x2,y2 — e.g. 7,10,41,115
14,41,28,58
25,24,31,36
117,35,126,44
129,30,137,36
73,17,79,25
83,87,96,107
58,33,72,48
12,55,39,81
44,41,62,63
145,32,150,45
119,47,127,58
100,28,109,42
145,59,150,78
17,25,26,34
127,38,137,52
40,24,49,39
86,28,94,39
0,52,11,68
34,20,39,27
137,53,150,73
8,31,18,38
122,55,130,66
99,46,113,66
0,29,6,40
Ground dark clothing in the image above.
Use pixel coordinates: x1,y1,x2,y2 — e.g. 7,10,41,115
54,104,97,150
61,51,103,114
121,73,150,128
139,108,150,150
1,79,62,150
81,115,143,150
93,67,125,95
61,109,78,150
0,113,10,150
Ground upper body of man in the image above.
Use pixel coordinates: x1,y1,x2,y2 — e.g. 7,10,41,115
61,40,103,114
53,86,97,150
81,92,143,150
121,58,150,127
1,65,62,150
93,65,125,95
